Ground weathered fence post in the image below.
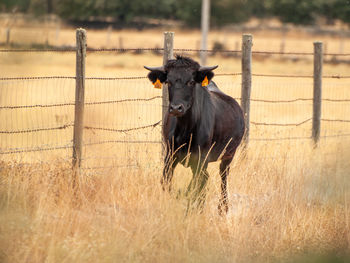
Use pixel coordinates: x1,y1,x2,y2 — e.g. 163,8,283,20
119,36,124,50
6,28,10,45
312,42,323,145
241,34,253,144
72,28,86,176
55,21,61,42
106,25,112,47
280,36,286,58
280,27,287,58
162,32,174,123
162,32,174,156
200,0,210,66
44,16,49,46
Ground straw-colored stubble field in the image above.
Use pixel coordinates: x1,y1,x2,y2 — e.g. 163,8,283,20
0,28,350,262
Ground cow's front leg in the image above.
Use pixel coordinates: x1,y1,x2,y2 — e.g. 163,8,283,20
186,160,209,213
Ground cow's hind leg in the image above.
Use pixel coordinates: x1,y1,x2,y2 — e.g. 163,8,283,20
218,158,232,215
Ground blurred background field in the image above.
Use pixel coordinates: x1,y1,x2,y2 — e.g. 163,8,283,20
1,1,350,262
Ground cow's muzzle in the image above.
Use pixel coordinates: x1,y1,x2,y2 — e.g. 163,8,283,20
169,103,185,116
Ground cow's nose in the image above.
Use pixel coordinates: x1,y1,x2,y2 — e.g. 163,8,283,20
169,104,185,114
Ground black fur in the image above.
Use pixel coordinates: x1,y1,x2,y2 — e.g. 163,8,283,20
145,56,245,214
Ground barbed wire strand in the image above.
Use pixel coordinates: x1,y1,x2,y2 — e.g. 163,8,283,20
84,140,161,146
2,117,348,135
1,102,75,109
1,47,350,57
1,73,350,82
251,118,350,126
248,133,350,141
0,144,72,155
0,124,73,134
84,120,161,133
321,118,350,123
0,76,75,81
85,96,162,105
251,118,312,127
0,96,162,110
251,73,350,79
3,96,350,110
0,76,148,81
321,133,350,138
86,76,148,80
0,48,76,53
323,98,350,102
216,73,242,76
1,132,349,155
250,136,311,141
251,98,310,103
87,47,163,52
176,48,350,57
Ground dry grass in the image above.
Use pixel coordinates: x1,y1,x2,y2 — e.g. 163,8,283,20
0,140,349,263
0,25,350,262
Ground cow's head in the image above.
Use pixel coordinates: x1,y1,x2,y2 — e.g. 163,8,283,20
144,56,218,117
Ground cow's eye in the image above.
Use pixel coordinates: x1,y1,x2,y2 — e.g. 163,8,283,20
188,80,196,86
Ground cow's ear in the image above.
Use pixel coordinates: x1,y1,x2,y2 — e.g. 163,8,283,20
194,65,218,84
144,66,167,84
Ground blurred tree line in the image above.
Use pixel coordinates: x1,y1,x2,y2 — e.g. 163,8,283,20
1,0,350,26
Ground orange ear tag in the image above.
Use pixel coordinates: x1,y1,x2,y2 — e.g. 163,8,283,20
202,76,209,87
153,79,162,89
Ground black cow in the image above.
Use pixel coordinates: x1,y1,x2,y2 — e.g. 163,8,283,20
145,56,245,214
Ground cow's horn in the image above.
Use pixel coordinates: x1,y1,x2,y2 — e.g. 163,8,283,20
144,66,165,72
199,65,218,71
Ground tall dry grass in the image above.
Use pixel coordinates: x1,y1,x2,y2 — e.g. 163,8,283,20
1,138,349,263
1,27,350,262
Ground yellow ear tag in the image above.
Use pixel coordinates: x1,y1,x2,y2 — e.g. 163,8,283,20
202,76,209,87
153,79,162,89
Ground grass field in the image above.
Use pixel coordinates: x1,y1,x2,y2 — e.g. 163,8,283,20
0,25,350,262
1,138,349,262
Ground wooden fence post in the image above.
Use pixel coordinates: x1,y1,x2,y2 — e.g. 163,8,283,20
55,21,61,42
72,28,86,175
162,32,174,156
241,34,253,144
312,42,323,145
106,25,112,47
280,27,287,58
119,36,124,50
200,0,210,66
162,32,174,124
6,28,10,45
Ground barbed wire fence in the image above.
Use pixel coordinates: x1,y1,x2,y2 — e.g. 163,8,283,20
0,29,350,172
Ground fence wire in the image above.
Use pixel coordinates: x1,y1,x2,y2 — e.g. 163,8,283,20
84,120,161,133
1,47,349,170
1,47,350,57
0,142,73,155
2,95,350,110
1,73,350,83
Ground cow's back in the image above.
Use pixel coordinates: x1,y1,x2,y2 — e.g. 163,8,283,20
208,83,245,161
